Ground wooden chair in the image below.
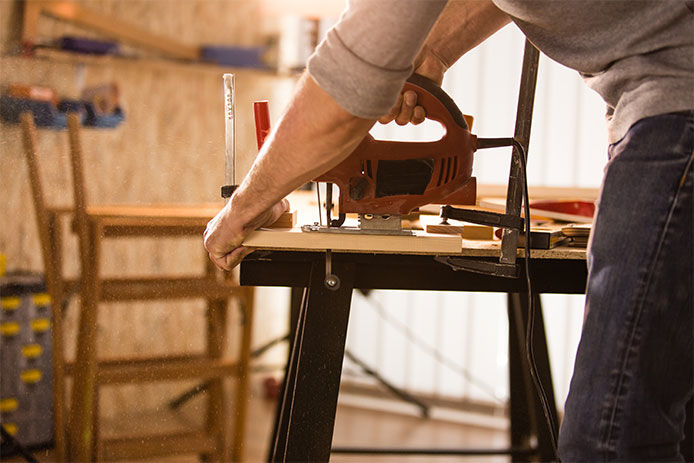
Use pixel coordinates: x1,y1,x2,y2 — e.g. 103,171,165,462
20,112,254,462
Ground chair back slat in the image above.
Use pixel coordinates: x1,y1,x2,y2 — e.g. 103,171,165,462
19,112,59,290
66,113,91,261
66,113,89,215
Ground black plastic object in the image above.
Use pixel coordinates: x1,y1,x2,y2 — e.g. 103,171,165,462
57,36,119,55
221,184,238,198
375,158,434,197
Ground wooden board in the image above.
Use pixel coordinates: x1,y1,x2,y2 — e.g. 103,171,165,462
85,205,295,225
419,212,495,240
425,223,495,240
476,184,599,201
479,197,594,223
270,210,297,229
243,228,462,254
243,228,587,259
426,224,465,236
31,0,200,60
454,239,587,260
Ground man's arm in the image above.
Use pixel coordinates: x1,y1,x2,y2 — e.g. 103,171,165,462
204,0,511,271
380,0,511,125
203,73,375,270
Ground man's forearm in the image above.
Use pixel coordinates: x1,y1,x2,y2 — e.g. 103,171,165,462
230,72,375,230
416,0,511,83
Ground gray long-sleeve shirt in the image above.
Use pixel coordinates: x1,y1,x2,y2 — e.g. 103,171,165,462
308,0,694,143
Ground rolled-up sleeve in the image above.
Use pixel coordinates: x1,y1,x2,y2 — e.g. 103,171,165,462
307,0,447,119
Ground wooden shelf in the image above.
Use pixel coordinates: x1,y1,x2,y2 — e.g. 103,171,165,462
4,46,294,76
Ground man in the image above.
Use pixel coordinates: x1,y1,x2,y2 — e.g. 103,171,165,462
204,1,693,460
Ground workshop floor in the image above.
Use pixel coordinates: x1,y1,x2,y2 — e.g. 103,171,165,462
15,377,508,463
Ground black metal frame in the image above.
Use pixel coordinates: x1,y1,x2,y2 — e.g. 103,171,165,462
240,250,586,462
268,259,355,462
501,40,540,266
244,251,587,293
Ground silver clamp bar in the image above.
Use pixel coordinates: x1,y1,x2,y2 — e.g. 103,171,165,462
222,73,237,199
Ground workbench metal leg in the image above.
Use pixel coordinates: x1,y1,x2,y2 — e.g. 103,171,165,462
683,397,694,462
270,260,356,462
288,286,303,345
266,287,305,462
508,293,534,461
507,292,558,462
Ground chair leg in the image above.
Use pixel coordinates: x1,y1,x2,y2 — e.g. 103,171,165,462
205,269,229,463
49,293,67,463
49,293,67,462
68,222,102,462
47,213,67,462
231,287,254,462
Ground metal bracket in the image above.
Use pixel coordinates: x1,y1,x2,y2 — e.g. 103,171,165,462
324,250,340,290
434,256,519,278
359,214,402,232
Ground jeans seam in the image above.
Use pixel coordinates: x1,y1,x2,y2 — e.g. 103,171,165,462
601,142,694,453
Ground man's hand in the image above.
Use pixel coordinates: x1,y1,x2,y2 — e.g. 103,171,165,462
378,0,510,127
378,90,427,126
377,47,446,126
201,73,374,273
203,198,289,271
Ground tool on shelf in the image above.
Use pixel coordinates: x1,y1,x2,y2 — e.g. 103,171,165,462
1,83,124,129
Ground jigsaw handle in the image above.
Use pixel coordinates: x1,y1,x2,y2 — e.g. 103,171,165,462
403,74,469,131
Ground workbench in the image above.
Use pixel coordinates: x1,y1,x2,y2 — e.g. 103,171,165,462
239,212,587,462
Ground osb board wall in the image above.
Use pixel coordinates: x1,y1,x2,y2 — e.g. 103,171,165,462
1,0,296,418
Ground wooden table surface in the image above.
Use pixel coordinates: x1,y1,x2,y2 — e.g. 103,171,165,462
243,191,588,260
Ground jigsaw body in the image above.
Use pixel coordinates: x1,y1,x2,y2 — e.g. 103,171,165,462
306,74,479,235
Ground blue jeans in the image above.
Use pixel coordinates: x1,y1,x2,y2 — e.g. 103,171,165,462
558,111,694,462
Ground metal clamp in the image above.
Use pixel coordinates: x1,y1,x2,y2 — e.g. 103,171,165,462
222,73,236,202
439,205,524,230
221,184,238,198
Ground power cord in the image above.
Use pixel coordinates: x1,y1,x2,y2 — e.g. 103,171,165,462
477,137,560,457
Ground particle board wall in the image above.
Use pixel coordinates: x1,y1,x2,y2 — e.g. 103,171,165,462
0,0,296,418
